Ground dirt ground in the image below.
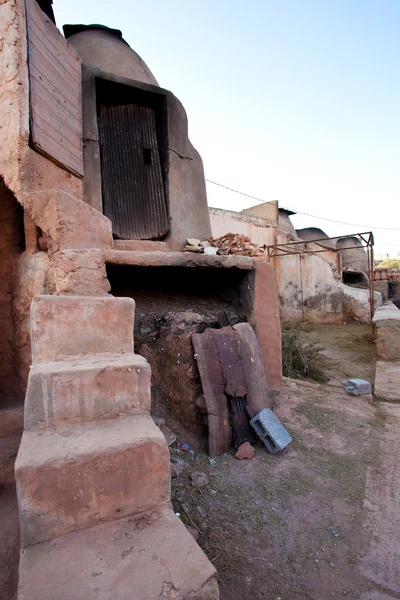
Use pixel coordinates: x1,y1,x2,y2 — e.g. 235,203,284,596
1,323,399,600
0,483,20,600
171,378,400,600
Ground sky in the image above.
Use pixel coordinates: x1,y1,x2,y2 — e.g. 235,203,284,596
54,0,400,255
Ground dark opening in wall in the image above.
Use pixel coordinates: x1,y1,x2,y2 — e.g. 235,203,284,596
388,281,400,299
0,178,26,405
342,270,368,288
107,264,249,316
106,263,252,435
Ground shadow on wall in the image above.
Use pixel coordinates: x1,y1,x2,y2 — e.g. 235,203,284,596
0,177,25,406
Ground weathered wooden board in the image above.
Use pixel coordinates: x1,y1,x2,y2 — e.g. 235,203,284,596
192,329,232,457
26,0,83,176
233,322,272,417
193,324,271,455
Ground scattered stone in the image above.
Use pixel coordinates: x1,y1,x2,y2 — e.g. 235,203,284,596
235,442,255,460
183,245,203,253
152,416,165,427
160,424,177,446
170,462,184,478
190,471,209,488
170,456,181,464
187,238,201,247
186,525,199,541
208,458,217,467
345,378,372,396
210,489,217,496
196,506,206,518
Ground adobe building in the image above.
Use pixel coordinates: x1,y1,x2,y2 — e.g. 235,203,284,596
0,1,282,598
209,204,381,323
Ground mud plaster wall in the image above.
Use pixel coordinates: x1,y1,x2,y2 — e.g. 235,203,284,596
210,207,276,246
336,238,369,273
0,0,83,203
0,178,50,402
272,236,375,324
0,0,110,398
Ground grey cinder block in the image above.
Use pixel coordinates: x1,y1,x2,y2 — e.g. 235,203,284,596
250,408,292,454
345,379,372,396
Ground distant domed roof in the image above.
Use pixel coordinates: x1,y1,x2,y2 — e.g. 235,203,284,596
296,227,335,247
63,24,158,86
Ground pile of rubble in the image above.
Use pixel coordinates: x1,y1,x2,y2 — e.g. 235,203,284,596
210,233,266,259
184,234,266,259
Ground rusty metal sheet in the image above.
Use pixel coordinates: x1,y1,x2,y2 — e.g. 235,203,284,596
210,328,247,398
98,103,170,240
192,329,232,457
233,322,272,417
26,0,83,176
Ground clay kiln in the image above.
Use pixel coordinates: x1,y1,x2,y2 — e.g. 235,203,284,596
61,23,283,436
64,24,212,251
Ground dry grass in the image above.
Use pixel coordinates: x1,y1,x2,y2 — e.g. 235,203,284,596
282,324,330,383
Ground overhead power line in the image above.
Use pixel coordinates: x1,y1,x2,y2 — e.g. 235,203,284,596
205,178,400,232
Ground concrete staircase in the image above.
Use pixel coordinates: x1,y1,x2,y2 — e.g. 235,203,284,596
16,295,218,600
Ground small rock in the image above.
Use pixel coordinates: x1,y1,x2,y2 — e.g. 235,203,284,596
152,416,165,427
187,238,201,247
196,505,206,518
186,525,199,541
190,471,209,488
170,456,182,464
170,463,184,478
329,562,335,568
209,458,217,467
235,442,255,460
210,489,217,496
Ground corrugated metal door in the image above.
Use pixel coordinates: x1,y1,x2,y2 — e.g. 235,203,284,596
98,103,170,239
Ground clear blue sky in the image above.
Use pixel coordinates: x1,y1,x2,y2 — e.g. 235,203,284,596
55,0,400,254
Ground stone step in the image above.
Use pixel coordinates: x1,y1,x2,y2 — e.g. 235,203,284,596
18,508,219,600
374,361,400,403
16,415,170,546
24,353,151,430
30,295,135,363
